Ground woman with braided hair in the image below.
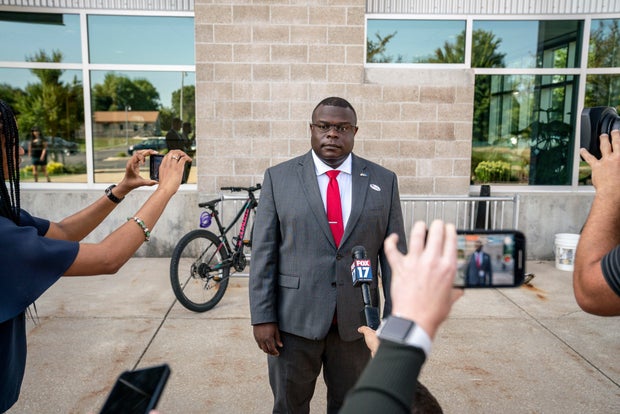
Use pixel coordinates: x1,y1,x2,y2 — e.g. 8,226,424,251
0,100,191,412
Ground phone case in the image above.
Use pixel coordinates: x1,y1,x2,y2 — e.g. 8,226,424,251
99,364,171,414
455,230,526,288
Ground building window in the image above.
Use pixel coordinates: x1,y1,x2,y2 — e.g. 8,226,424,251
366,19,466,64
90,70,196,183
0,13,86,182
88,15,194,65
473,74,577,185
588,19,620,68
0,11,195,185
0,12,82,63
472,20,582,69
470,20,582,185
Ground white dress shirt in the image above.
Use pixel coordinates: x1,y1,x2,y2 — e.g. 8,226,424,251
311,150,352,230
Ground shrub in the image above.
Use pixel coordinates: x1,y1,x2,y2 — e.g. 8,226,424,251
46,161,65,175
63,162,86,174
474,160,511,183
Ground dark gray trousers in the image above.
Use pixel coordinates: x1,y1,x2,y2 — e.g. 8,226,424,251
268,326,370,414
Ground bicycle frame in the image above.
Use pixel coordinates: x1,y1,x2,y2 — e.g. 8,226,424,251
170,184,261,312
204,188,259,268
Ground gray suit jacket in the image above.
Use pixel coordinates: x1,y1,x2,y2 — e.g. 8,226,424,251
249,151,406,341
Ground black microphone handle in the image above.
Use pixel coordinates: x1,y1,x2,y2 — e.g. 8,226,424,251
360,285,380,330
361,283,372,307
361,306,380,330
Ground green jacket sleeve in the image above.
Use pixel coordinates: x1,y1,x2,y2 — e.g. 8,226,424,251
339,340,427,413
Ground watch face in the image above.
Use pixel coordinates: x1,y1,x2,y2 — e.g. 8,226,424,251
381,317,414,341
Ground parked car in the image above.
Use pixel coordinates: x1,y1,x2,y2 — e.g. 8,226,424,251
128,137,167,155
48,136,79,155
19,136,78,156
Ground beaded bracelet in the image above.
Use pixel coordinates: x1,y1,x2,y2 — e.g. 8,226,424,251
127,217,150,242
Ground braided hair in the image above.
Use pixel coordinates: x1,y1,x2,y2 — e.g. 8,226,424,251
0,99,21,224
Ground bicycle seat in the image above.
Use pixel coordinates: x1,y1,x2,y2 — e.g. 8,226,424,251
199,198,221,209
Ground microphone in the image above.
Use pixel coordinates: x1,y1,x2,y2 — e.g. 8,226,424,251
351,246,380,330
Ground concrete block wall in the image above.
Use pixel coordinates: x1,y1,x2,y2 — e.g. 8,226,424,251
194,0,475,196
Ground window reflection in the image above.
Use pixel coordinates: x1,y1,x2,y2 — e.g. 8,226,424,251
367,19,465,63
472,74,577,185
0,12,81,63
588,19,620,68
472,20,582,68
581,74,620,184
0,68,85,183
0,12,195,185
88,15,195,65
90,70,196,183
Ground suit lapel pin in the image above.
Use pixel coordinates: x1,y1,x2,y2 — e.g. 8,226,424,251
370,184,381,192
360,172,368,177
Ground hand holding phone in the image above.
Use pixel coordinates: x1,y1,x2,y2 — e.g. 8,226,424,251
99,364,170,414
455,230,526,288
150,154,190,184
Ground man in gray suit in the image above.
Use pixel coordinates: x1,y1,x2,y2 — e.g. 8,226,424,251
249,97,406,413
465,240,493,286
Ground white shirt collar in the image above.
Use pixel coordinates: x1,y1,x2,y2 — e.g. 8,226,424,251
311,150,352,176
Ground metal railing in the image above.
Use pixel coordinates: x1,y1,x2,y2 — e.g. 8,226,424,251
217,193,520,238
215,193,519,276
399,195,520,231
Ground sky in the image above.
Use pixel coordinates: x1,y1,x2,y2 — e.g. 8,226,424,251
0,13,194,108
367,19,539,66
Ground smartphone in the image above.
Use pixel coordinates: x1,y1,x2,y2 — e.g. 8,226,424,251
454,230,526,288
99,364,171,414
150,154,190,184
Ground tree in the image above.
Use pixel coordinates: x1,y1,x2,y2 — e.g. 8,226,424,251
427,31,466,64
367,31,398,63
12,49,84,140
586,20,620,107
92,73,160,112
171,84,196,126
0,84,24,116
427,29,505,67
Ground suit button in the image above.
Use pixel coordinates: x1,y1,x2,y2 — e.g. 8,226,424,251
336,254,343,260
331,282,337,287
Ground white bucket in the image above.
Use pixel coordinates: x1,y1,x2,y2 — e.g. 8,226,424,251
554,233,580,271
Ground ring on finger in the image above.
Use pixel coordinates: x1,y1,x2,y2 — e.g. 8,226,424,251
171,155,180,160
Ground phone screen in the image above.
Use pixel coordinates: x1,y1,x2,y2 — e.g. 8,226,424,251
454,230,526,288
149,154,190,184
149,154,164,181
99,364,170,414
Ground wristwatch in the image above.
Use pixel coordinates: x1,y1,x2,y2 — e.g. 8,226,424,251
105,184,124,204
376,315,432,357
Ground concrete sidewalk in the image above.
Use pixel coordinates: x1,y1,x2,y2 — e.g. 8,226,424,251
7,260,620,413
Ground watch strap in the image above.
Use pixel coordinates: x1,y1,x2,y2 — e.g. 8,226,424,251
105,184,124,204
377,315,432,357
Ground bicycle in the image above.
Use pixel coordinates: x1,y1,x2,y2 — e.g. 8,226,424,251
170,184,261,312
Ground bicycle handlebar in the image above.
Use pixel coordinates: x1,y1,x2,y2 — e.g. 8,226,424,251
220,183,262,193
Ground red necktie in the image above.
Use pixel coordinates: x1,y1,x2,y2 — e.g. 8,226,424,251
326,170,344,247
476,253,481,268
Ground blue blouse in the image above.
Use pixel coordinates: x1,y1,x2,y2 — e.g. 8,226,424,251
0,210,79,412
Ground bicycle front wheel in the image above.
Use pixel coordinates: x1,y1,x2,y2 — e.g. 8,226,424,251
170,230,230,312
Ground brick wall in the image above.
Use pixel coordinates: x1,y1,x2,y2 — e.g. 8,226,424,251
195,0,474,195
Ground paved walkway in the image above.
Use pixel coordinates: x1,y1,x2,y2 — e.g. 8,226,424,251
7,260,620,413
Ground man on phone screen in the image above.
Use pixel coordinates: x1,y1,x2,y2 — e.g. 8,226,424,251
465,240,493,286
